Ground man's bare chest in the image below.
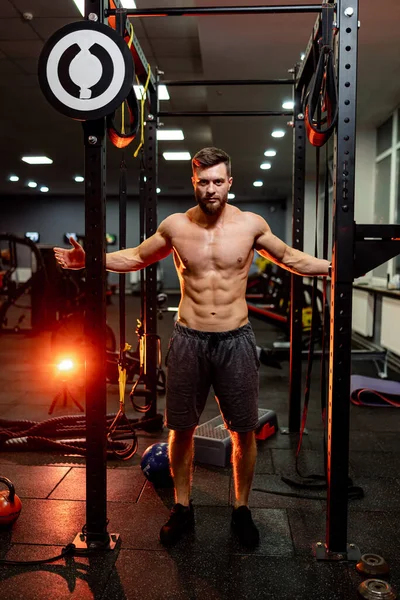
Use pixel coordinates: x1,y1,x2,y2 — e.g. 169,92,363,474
171,226,254,272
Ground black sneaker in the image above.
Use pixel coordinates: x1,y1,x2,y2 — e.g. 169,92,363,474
231,506,260,548
159,502,195,546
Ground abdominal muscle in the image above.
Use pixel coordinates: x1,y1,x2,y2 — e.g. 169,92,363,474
176,270,250,332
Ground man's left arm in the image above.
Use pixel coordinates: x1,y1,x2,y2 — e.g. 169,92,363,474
253,215,330,277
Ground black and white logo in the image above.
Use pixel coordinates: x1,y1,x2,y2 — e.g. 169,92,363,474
38,21,134,121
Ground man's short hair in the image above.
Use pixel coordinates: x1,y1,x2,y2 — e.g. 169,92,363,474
192,147,231,177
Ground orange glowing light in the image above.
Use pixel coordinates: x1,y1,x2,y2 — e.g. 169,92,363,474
57,359,74,372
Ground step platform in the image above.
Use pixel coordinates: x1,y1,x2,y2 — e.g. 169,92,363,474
194,408,278,467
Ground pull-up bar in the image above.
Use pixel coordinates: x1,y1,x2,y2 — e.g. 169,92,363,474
158,110,293,117
105,5,324,17
162,79,295,87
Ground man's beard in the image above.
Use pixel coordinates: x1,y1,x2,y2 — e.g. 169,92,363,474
195,190,228,216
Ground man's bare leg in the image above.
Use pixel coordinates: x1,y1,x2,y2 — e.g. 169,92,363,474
159,426,197,546
168,426,197,506
230,430,260,547
230,430,257,507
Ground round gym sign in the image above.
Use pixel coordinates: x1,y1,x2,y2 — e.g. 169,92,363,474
38,20,134,121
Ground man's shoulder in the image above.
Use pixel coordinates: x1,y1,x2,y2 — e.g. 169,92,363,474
159,212,189,234
237,209,265,226
163,212,189,225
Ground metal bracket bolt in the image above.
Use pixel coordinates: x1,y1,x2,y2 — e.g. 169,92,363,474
88,13,98,21
297,113,304,120
147,114,155,121
88,136,98,145
344,7,354,17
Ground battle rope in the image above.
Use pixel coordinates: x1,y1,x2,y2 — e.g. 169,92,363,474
0,413,162,456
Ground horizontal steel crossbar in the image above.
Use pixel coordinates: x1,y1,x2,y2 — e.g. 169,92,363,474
161,79,295,86
158,110,293,117
105,5,324,17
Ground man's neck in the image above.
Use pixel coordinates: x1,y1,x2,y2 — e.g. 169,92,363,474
193,204,229,228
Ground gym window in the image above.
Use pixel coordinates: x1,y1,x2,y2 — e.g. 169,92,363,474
372,107,400,283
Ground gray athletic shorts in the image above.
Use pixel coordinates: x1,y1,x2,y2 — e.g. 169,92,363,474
165,322,260,433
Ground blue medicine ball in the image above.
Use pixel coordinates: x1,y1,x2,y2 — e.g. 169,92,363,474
140,442,173,488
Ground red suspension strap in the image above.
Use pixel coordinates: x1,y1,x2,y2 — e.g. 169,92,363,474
107,85,140,148
107,1,140,148
303,4,338,148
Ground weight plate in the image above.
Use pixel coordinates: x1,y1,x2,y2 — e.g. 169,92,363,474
356,554,390,577
357,579,397,600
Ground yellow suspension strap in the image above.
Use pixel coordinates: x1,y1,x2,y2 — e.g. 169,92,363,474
106,16,139,458
129,333,164,414
118,343,132,405
107,346,140,460
133,64,152,158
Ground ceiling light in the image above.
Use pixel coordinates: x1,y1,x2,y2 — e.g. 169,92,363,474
72,0,136,15
271,130,285,138
22,156,53,165
282,101,294,110
74,176,84,183
72,0,84,16
253,181,263,187
134,85,146,100
40,186,49,193
260,163,271,170
228,193,235,200
9,175,19,182
27,181,37,188
163,152,191,161
264,150,276,157
157,187,161,193
134,84,170,101
158,85,170,100
157,129,184,141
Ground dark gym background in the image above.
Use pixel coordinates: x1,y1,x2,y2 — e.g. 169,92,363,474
1,0,400,599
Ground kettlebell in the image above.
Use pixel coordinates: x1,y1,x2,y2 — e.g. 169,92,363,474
0,476,22,527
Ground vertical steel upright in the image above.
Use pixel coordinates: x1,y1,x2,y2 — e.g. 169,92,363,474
288,79,306,432
143,83,159,417
326,0,359,552
116,9,127,359
83,0,109,546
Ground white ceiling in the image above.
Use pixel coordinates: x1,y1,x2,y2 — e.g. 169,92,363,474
0,0,400,200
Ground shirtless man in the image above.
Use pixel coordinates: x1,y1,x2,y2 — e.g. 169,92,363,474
54,147,330,548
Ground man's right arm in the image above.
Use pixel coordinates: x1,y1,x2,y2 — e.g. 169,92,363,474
54,217,174,272
106,221,173,273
